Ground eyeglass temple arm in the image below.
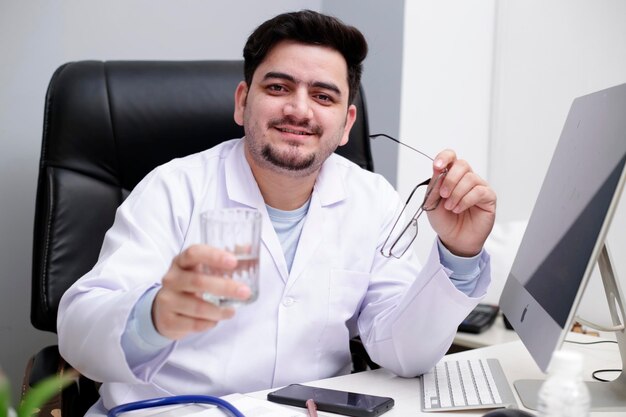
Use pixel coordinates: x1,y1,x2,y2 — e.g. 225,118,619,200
404,178,431,204
369,133,435,161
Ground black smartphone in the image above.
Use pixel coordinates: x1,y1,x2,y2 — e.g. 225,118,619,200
267,383,394,417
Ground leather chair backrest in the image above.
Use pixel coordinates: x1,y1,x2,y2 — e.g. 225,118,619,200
31,60,373,332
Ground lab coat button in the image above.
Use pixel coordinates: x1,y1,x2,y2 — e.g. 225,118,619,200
282,297,295,307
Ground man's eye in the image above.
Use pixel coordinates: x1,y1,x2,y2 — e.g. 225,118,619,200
268,84,286,93
315,94,333,103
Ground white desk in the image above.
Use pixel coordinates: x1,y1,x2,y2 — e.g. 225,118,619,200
453,314,519,349
452,314,615,350
251,333,622,416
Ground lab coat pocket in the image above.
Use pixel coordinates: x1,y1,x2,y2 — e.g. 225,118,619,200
318,269,370,367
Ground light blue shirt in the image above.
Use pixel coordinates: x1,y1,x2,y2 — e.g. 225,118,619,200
266,200,311,273
122,204,482,366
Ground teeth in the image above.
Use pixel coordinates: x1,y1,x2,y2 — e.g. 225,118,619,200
279,128,308,135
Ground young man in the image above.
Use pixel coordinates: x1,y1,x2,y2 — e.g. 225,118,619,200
58,10,496,416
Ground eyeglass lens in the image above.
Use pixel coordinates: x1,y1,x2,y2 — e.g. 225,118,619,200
371,134,447,258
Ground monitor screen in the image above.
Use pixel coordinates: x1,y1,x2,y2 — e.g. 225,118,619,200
499,83,626,408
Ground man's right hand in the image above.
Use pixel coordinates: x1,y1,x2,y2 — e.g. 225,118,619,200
152,244,252,340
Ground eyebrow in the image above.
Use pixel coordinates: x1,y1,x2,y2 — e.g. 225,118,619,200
262,71,343,97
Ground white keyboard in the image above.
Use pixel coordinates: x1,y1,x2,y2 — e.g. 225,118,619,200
420,358,517,412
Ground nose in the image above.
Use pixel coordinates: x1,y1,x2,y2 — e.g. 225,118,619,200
284,90,313,120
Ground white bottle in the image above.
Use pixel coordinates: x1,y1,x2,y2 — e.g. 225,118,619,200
537,350,590,417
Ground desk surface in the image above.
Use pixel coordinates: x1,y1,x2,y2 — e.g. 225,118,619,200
251,333,622,416
453,314,519,349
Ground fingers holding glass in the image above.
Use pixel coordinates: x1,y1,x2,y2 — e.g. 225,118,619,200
154,253,245,339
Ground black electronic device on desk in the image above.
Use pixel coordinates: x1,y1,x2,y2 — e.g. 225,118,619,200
458,304,499,334
268,384,394,417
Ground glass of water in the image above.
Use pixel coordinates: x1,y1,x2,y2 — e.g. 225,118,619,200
200,208,262,307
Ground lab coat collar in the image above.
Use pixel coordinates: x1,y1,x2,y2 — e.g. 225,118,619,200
224,138,348,208
314,153,348,207
224,139,265,209
222,140,286,280
223,139,349,284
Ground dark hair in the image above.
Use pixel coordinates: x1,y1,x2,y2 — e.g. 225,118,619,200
243,10,368,104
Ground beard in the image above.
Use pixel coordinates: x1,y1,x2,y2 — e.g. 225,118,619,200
244,114,345,178
261,141,316,172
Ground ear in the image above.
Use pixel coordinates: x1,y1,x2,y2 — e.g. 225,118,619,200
233,81,248,126
339,104,358,147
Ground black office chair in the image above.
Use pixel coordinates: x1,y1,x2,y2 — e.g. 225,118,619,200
26,60,374,417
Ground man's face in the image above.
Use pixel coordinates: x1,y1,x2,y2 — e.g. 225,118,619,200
234,40,357,178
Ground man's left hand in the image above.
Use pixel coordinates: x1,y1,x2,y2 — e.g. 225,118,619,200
426,149,497,257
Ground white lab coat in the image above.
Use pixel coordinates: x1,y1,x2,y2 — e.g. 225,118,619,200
57,139,490,413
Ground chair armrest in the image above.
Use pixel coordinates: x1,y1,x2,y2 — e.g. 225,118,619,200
349,336,380,373
23,345,100,417
26,345,65,387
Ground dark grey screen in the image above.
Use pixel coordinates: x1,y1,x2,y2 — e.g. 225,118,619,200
509,83,626,328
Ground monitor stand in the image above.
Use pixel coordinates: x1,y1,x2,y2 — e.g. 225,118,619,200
514,244,626,411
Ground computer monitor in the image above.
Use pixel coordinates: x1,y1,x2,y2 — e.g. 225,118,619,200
499,83,626,411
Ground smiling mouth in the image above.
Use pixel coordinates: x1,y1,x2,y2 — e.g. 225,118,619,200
269,117,322,137
276,127,313,136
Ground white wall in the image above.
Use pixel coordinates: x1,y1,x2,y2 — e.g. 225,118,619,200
490,0,626,223
399,0,626,310
489,0,626,322
398,0,496,266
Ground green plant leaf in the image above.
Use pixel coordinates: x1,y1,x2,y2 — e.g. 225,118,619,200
18,371,76,417
0,373,10,417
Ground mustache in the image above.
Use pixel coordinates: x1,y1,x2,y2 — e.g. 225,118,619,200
268,117,323,136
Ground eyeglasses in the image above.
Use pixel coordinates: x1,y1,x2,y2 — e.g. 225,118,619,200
370,133,448,258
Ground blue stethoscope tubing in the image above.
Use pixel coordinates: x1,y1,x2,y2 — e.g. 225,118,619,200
107,395,246,417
